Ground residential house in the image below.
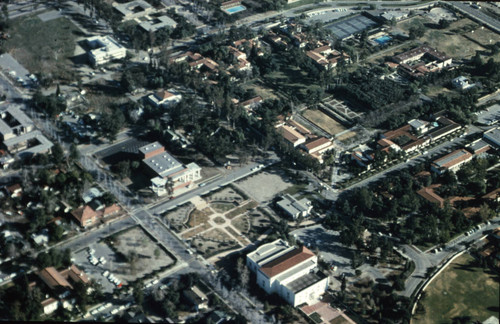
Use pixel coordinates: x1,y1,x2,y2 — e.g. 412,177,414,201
392,45,452,78
147,90,182,108
452,76,474,90
5,183,22,198
240,96,263,113
277,194,313,219
246,239,328,307
71,205,98,228
306,45,350,70
41,297,59,315
183,285,208,311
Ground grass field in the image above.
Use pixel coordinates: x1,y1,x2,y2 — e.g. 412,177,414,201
263,65,318,100
242,80,279,100
414,253,500,324
4,14,81,81
303,109,347,135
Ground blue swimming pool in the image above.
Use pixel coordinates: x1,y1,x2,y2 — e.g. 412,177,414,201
225,5,246,14
374,35,392,45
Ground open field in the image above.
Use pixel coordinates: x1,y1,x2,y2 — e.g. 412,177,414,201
414,253,500,324
4,15,81,81
397,17,485,59
242,80,279,100
303,109,347,135
263,65,319,100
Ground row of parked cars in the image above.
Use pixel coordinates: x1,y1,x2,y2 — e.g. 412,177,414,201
102,270,122,288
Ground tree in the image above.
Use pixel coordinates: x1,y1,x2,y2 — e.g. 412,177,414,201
114,161,131,179
438,19,450,29
51,143,65,164
127,251,139,275
69,143,80,161
154,248,161,259
236,258,250,289
132,281,144,307
409,22,426,39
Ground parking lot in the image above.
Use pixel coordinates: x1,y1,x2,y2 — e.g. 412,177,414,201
73,242,121,293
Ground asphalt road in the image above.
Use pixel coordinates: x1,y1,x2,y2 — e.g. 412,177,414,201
401,217,500,297
451,1,500,33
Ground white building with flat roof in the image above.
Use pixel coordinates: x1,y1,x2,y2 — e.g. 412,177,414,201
138,15,177,32
86,36,126,66
277,194,312,219
113,0,154,20
483,127,500,149
247,239,328,307
0,105,34,141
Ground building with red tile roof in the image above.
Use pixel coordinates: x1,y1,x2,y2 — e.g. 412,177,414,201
431,149,473,174
71,205,98,228
247,239,328,307
417,184,445,208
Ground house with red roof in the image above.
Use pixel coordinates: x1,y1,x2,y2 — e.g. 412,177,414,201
247,239,328,307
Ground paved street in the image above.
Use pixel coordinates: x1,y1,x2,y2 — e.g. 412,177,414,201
451,1,500,33
401,217,500,297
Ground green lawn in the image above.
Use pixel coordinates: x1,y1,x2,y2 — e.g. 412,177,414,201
3,14,81,81
414,253,500,324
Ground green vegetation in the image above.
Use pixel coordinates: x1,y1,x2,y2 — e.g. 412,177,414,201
3,16,80,83
414,253,500,323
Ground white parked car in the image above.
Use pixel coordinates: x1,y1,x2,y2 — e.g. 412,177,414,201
102,271,109,277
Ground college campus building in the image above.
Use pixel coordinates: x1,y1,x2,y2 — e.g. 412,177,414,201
139,142,201,196
113,0,154,20
277,194,313,220
431,149,474,174
0,105,53,159
247,239,328,307
86,36,127,66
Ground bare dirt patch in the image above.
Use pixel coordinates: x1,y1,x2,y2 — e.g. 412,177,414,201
236,170,293,203
111,227,174,282
303,109,347,135
187,207,214,227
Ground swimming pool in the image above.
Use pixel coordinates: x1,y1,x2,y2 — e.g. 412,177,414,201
224,5,246,14
374,35,392,45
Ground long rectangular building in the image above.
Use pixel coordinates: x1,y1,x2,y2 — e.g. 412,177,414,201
431,149,473,174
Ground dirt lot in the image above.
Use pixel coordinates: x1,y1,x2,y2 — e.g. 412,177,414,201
397,17,485,59
111,227,174,282
336,130,357,141
191,228,238,257
187,207,214,227
206,187,245,203
303,109,347,135
236,170,293,203
162,203,193,231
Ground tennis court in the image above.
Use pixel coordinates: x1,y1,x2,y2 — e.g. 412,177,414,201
326,15,378,39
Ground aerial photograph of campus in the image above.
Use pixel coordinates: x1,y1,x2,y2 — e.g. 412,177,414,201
0,0,498,323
